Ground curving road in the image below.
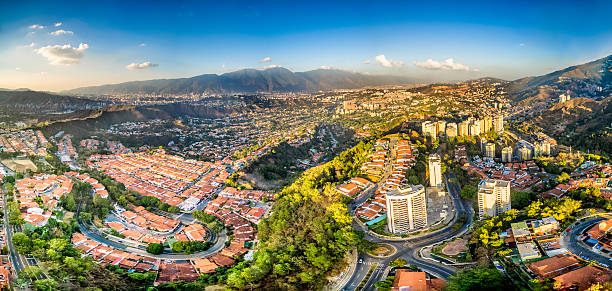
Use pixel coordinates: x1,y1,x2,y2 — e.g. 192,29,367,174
77,219,228,260
342,172,473,290
560,215,611,265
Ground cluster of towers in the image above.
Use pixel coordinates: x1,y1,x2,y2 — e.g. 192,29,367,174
422,114,504,139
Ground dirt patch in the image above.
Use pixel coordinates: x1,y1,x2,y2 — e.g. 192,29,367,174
368,243,396,257
239,172,279,190
1,159,37,172
442,238,467,256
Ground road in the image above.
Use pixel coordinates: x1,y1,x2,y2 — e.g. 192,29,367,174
78,219,228,260
3,188,28,277
560,216,611,265
343,172,473,290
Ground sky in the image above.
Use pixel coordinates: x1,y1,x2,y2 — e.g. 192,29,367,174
1,0,611,92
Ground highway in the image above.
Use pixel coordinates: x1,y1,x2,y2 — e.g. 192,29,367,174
560,215,611,265
342,172,473,290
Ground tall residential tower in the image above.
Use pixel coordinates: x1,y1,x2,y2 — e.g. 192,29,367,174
478,179,511,219
428,153,443,188
386,185,427,233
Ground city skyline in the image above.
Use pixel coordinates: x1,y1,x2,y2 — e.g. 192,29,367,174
1,0,611,91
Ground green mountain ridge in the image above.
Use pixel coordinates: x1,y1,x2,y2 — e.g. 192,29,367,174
63,67,416,95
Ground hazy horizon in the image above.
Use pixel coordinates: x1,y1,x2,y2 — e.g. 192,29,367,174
1,0,611,91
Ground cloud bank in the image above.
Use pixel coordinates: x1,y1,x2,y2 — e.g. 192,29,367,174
375,55,404,68
263,64,280,69
414,58,470,71
259,57,271,63
50,29,74,36
35,43,88,65
125,61,158,70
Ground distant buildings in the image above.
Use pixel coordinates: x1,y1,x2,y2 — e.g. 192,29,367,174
445,123,457,138
559,93,571,103
421,112,504,139
436,120,446,136
386,184,427,233
428,154,443,188
468,119,481,136
458,121,468,136
493,114,504,133
542,140,551,156
502,146,513,163
485,142,495,159
421,121,437,139
477,179,511,219
519,146,532,161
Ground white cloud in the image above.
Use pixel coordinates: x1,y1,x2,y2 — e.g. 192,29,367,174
414,58,470,71
519,43,525,47
259,57,271,63
375,55,404,68
319,65,335,70
221,64,225,68
139,43,146,47
50,29,74,36
263,64,280,69
15,67,21,71
54,22,62,27
35,43,88,65
473,68,480,72
18,42,35,48
125,61,158,70
29,24,45,29
363,60,371,64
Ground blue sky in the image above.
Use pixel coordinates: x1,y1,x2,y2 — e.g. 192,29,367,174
1,0,611,91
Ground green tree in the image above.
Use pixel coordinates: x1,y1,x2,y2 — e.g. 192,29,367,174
557,172,570,183
460,185,478,200
13,232,32,254
33,278,58,291
8,201,24,225
447,267,506,291
146,243,164,255
389,258,407,268
20,266,42,279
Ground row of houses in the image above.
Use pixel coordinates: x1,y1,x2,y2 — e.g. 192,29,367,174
88,150,231,210
526,254,611,290
0,129,48,156
116,205,180,233
15,174,73,227
356,139,416,223
463,159,542,191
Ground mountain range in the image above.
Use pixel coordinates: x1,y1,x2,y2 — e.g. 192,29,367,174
64,67,415,95
508,54,612,103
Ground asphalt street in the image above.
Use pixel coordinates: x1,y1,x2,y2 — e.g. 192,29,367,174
561,216,611,265
342,172,472,291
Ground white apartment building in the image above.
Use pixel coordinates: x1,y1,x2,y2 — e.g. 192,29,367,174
502,146,513,163
386,184,427,233
478,179,511,220
494,114,504,133
428,153,443,188
485,142,496,159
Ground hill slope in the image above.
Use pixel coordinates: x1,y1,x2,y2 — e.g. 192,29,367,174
64,67,413,95
0,90,107,127
509,54,612,104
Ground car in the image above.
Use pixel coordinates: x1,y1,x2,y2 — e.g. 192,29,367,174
358,258,363,264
